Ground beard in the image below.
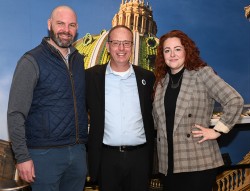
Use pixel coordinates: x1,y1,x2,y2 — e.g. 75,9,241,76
49,25,74,48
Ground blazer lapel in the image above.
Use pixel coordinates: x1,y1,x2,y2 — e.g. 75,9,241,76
133,66,145,114
93,64,107,105
173,70,197,131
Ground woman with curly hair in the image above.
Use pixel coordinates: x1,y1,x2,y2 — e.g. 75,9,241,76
153,30,243,191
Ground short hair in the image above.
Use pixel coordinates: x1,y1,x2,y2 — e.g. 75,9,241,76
107,25,133,41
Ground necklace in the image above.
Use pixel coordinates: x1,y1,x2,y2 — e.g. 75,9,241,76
169,73,183,89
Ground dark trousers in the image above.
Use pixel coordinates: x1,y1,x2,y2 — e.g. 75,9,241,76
161,168,217,191
29,144,87,191
99,145,150,191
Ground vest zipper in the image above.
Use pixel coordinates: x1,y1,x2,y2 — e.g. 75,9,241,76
58,50,80,144
68,69,80,144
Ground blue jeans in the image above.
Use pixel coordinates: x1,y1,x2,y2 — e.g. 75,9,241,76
29,144,87,191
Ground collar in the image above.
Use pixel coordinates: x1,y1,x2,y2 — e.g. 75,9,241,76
106,61,135,77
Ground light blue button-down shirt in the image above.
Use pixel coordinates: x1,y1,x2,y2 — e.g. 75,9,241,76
103,63,146,146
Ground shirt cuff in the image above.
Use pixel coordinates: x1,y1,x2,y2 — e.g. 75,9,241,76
213,121,230,133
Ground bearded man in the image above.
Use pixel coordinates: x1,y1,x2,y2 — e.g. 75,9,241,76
7,5,88,191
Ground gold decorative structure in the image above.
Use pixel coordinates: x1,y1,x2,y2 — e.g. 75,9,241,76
73,0,159,71
213,152,250,191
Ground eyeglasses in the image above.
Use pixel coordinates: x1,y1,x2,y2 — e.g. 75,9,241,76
108,40,133,48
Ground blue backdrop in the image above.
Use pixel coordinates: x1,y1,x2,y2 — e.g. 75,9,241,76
0,0,249,164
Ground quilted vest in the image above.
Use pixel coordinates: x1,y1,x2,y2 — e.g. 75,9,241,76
25,38,88,148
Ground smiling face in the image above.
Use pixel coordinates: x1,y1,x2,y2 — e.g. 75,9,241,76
163,37,186,74
106,27,133,71
47,6,78,50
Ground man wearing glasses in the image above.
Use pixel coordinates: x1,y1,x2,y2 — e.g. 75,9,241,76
86,25,155,191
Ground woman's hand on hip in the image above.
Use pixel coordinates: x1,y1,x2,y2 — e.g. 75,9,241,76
192,124,221,144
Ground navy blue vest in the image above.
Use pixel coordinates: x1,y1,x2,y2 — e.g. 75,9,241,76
25,38,88,148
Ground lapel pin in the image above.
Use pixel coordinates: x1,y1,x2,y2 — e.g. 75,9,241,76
142,79,146,85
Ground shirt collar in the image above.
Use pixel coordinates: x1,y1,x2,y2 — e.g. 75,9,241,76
106,61,135,77
64,48,71,61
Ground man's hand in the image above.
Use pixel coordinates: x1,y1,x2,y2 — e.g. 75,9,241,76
16,160,35,183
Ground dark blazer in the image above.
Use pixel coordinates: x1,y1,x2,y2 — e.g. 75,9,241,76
86,63,155,182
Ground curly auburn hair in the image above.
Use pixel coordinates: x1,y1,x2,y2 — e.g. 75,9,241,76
154,30,207,91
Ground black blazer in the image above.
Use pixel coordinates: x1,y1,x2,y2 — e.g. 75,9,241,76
86,63,155,182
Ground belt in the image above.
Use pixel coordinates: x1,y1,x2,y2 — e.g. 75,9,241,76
102,143,146,152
